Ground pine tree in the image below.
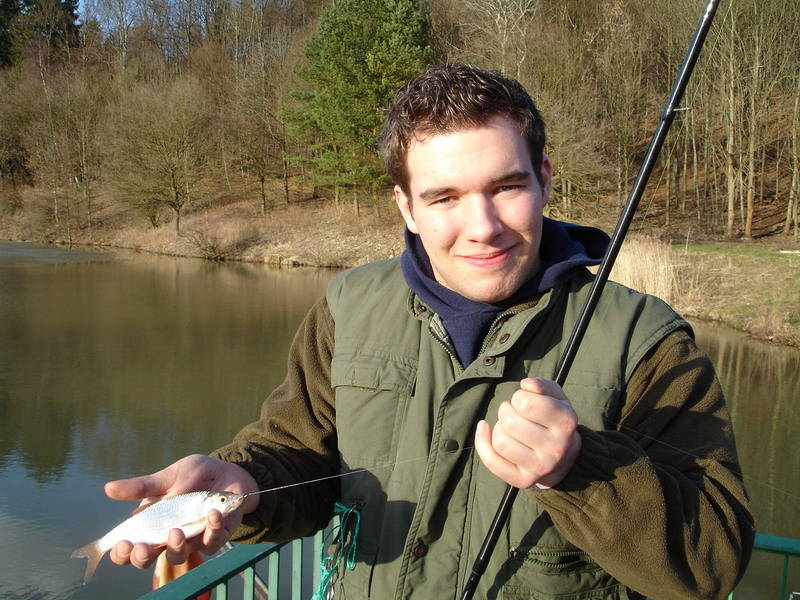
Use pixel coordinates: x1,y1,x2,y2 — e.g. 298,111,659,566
3,0,80,65
286,0,432,206
0,0,19,66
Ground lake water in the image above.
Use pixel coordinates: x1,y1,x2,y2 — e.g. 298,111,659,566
0,241,797,599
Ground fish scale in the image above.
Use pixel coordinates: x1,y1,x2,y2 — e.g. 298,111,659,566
101,491,218,546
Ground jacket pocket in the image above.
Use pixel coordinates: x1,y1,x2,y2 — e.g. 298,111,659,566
503,546,630,600
331,352,415,468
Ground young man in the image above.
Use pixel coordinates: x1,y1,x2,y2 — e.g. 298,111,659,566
107,64,754,599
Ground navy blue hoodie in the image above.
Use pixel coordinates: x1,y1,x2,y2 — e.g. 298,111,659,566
400,217,610,367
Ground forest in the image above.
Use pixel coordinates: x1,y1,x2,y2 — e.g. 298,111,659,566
0,0,798,244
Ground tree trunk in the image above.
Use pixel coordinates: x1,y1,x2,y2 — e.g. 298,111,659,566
744,27,760,238
282,143,290,205
788,161,798,237
260,173,267,215
725,15,738,238
52,185,60,225
221,147,231,191
174,187,182,234
785,74,799,235
691,108,701,225
83,182,92,241
681,129,688,215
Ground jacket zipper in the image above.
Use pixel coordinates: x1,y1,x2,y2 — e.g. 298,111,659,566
428,315,463,373
509,547,592,570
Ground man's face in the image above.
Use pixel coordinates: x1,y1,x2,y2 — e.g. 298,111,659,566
395,115,551,304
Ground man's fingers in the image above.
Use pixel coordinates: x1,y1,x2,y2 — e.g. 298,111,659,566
165,528,189,564
109,540,134,566
110,542,161,570
519,377,563,397
510,380,577,437
104,470,172,502
131,542,161,569
498,399,550,441
475,420,527,488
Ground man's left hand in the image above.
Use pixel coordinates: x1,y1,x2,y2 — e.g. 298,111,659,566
474,377,581,489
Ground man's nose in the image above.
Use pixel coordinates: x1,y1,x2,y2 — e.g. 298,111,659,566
463,195,503,242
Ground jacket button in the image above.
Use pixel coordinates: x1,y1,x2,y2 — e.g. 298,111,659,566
443,439,459,452
482,356,496,366
412,539,428,558
499,333,510,344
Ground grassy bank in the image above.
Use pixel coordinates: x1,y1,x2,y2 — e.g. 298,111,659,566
611,238,800,347
2,192,798,348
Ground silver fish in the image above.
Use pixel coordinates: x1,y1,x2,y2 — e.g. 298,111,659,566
72,490,246,584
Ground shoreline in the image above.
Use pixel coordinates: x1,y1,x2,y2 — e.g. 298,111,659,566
2,189,798,349
4,229,798,351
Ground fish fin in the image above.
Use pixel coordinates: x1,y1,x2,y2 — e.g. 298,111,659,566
153,552,210,600
71,540,105,585
153,551,203,588
178,517,207,531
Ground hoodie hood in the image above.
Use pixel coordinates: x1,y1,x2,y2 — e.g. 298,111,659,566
400,217,610,366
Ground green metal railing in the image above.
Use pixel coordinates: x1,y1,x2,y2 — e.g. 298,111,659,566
728,534,800,600
139,531,324,600
142,532,797,600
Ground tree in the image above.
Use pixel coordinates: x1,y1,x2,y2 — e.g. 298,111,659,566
11,0,80,61
286,0,432,211
220,8,295,213
0,70,33,210
84,0,138,68
459,0,539,79
0,0,19,66
109,77,212,233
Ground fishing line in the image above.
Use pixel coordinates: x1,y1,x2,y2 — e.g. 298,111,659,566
241,415,800,505
241,449,447,497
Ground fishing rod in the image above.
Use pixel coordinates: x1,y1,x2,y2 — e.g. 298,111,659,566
459,1,722,598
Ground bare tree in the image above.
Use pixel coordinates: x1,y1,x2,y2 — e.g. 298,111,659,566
109,77,212,233
786,71,800,238
457,0,539,78
85,0,138,67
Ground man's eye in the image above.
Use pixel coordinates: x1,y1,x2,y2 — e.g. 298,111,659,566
497,184,521,193
433,196,455,205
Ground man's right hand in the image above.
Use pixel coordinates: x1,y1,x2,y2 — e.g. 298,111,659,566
104,454,260,570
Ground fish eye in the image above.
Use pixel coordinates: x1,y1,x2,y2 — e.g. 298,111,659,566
220,497,226,502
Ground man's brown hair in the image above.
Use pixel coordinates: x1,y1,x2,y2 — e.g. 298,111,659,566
378,63,547,195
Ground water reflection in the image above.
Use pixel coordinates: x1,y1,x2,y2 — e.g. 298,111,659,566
0,243,335,599
692,321,800,598
0,249,334,483
693,320,800,540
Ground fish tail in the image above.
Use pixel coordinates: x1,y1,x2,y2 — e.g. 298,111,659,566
71,540,105,584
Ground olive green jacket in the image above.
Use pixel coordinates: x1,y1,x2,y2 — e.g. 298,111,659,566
213,258,754,600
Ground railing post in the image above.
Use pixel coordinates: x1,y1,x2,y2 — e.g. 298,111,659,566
243,566,255,600
780,554,788,600
313,530,323,593
268,551,280,597
215,582,228,600
292,538,303,599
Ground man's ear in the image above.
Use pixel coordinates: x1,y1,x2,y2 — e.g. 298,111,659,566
394,185,419,234
540,156,553,206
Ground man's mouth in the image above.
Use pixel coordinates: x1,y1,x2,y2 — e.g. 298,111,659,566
462,247,513,267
